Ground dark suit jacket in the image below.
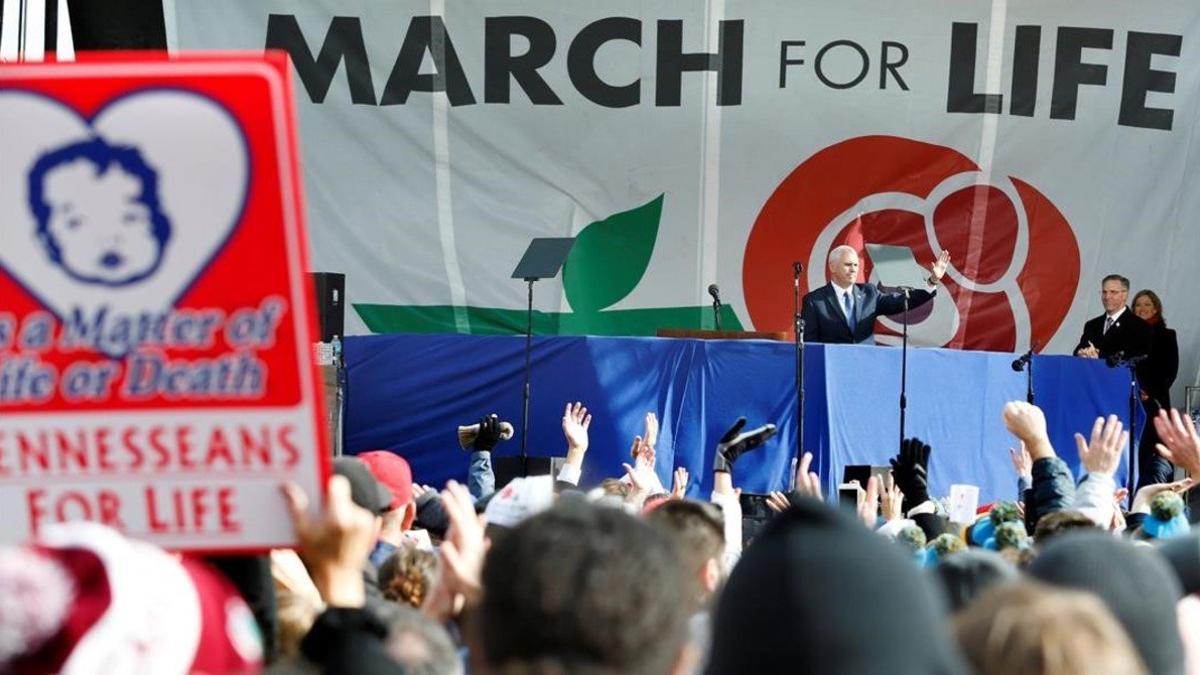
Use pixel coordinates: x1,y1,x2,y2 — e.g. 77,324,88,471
1073,308,1152,361
1142,320,1179,409
800,283,935,344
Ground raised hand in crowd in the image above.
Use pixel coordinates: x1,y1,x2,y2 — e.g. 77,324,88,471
438,480,488,608
765,491,792,513
471,414,504,452
1155,408,1200,476
880,472,904,522
1002,400,1055,460
671,466,689,499
561,401,591,466
1075,414,1128,477
856,475,881,529
1008,441,1032,482
621,459,653,508
642,411,659,451
890,437,932,513
713,417,776,473
1130,478,1194,515
767,451,822,512
625,434,666,497
794,450,823,500
281,475,377,608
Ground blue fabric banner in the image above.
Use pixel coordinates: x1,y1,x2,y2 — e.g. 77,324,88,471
345,335,1135,503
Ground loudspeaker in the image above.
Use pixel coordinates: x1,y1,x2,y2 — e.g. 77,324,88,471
310,272,345,342
493,456,567,488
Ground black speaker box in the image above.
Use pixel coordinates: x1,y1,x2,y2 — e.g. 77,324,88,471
310,272,345,342
493,456,567,488
843,464,892,487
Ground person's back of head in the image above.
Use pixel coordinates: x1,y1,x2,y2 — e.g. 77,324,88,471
378,544,438,609
646,499,726,607
1033,510,1099,544
932,549,1019,612
706,497,966,675
479,500,691,675
1028,532,1184,675
382,605,462,675
953,581,1145,675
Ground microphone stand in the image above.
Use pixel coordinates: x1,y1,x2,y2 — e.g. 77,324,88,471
1108,352,1144,494
1011,346,1036,404
712,298,722,331
521,278,534,477
793,262,805,485
1122,356,1144,494
899,287,911,445
1026,352,1034,404
1128,363,1138,494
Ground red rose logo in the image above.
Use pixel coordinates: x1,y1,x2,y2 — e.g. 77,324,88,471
743,135,1079,351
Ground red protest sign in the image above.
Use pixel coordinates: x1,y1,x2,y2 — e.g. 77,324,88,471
0,53,328,551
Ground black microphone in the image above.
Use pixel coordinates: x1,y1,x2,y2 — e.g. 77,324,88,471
793,262,804,275
1011,341,1039,371
1105,351,1125,368
1011,351,1032,372
708,284,722,331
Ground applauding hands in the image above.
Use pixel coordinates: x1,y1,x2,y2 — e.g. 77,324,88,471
1155,408,1200,476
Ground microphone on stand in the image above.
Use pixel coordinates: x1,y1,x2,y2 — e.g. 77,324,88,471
708,284,722,331
1011,350,1033,372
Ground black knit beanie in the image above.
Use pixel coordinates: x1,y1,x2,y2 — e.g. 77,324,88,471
1157,533,1200,596
1027,532,1184,675
706,497,966,675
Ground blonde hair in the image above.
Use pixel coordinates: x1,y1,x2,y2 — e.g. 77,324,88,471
380,545,439,609
954,582,1146,675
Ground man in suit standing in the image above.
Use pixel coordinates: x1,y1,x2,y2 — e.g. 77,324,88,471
1074,274,1156,486
1073,275,1152,363
801,245,951,344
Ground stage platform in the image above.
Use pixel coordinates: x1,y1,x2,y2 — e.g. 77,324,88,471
344,334,1136,503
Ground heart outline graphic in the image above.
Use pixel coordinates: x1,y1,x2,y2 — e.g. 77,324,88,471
0,87,251,356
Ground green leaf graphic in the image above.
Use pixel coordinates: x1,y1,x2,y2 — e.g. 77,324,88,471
562,194,663,313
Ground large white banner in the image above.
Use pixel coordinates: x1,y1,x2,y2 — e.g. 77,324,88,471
174,1,1200,395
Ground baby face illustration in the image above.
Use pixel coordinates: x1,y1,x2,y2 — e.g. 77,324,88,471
30,138,171,286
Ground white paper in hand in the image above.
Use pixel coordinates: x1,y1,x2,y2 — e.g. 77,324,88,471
948,484,980,524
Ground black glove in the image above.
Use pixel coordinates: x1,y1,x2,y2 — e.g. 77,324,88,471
473,414,502,452
889,437,932,514
713,417,777,473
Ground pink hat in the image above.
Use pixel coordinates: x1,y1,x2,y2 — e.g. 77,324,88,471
357,450,414,511
0,522,262,674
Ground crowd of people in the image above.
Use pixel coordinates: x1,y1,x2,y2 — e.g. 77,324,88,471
0,250,1193,673
2,392,1199,674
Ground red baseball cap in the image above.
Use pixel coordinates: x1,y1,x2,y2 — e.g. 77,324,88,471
357,451,414,511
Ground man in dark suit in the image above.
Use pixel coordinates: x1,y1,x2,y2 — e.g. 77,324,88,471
1074,274,1156,486
1073,274,1152,362
801,245,950,344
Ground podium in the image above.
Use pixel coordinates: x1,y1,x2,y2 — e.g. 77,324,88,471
656,329,789,341
343,336,1135,503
